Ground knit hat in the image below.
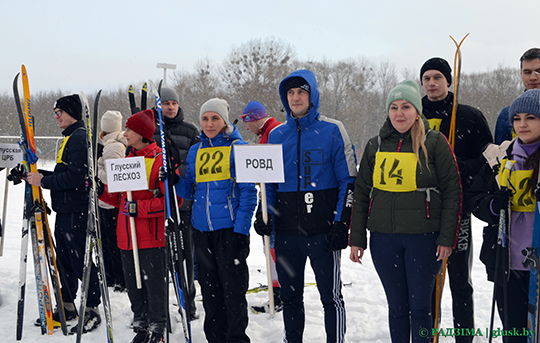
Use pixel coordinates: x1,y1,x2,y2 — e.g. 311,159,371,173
100,110,123,133
240,101,268,122
285,77,310,93
386,79,423,114
54,94,82,121
125,109,155,141
161,87,179,103
420,57,452,86
200,98,230,123
509,89,540,120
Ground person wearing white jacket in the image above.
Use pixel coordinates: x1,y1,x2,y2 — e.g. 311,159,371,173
97,110,128,291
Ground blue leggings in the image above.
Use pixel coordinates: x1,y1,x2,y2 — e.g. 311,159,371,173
370,232,441,343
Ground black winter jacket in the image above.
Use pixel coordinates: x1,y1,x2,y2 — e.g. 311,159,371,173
153,107,199,211
40,121,88,213
422,93,493,207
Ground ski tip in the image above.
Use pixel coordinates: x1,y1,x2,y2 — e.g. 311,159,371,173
128,85,134,93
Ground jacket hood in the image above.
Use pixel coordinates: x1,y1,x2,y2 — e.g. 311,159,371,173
279,69,320,127
199,123,243,147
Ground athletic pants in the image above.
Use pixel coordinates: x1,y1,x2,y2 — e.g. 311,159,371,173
55,211,101,308
194,228,250,343
275,232,346,343
371,231,441,343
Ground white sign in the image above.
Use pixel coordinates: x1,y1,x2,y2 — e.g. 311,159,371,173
105,156,149,193
0,143,23,168
234,144,284,183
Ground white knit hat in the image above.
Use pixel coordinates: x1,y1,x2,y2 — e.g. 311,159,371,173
100,110,123,133
199,98,230,123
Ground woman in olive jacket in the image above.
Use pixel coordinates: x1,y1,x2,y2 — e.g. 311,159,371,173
350,80,461,343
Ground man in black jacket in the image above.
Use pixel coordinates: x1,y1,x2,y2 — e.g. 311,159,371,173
153,87,200,321
420,57,493,343
27,94,101,333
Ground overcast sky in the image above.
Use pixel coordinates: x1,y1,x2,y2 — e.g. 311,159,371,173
1,0,538,95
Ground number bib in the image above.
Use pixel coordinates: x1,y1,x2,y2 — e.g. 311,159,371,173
427,118,443,132
195,146,232,183
510,169,535,212
373,152,417,192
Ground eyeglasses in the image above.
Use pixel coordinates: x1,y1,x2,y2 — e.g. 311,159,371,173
53,110,63,117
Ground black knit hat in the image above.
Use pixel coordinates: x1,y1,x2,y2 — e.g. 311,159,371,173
420,57,452,86
285,77,310,93
54,94,82,121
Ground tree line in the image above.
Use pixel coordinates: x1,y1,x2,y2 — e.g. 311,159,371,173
0,38,523,158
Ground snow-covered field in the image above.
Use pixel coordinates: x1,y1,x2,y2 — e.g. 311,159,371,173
0,165,504,342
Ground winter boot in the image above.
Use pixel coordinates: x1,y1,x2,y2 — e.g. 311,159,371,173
147,330,165,343
69,307,101,334
34,301,77,327
130,328,149,343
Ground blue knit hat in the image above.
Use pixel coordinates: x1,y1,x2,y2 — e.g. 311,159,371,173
509,89,540,120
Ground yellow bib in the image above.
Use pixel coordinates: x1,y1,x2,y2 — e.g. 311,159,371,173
510,169,535,212
56,136,70,164
195,146,232,183
427,118,443,132
373,152,417,192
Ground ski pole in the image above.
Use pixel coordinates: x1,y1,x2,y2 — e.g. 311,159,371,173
488,159,514,342
127,191,142,289
0,167,10,256
260,183,275,316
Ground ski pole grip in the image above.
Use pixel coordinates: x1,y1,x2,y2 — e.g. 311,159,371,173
127,191,143,289
498,160,515,189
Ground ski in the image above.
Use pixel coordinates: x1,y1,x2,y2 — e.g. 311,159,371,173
128,85,137,115
150,81,192,342
75,91,114,342
22,65,68,336
13,67,58,338
141,82,148,111
247,282,317,294
432,34,469,343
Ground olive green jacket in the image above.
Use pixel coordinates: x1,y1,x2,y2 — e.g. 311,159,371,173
350,117,461,249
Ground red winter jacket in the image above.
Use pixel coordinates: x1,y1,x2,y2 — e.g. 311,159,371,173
100,142,181,250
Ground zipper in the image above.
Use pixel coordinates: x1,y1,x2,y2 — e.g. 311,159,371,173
206,183,213,231
391,137,404,233
295,119,302,225
227,195,235,221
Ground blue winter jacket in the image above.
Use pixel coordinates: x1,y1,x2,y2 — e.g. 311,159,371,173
266,69,358,235
174,125,257,236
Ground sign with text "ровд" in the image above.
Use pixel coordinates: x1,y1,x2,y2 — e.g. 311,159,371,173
105,156,149,193
233,144,284,183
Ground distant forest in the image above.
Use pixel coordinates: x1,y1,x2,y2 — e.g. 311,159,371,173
0,38,523,158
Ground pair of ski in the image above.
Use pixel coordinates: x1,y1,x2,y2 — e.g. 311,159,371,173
431,34,468,343
76,91,115,342
13,65,67,340
129,82,193,342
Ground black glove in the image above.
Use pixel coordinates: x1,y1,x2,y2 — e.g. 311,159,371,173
492,188,512,214
159,166,179,185
95,177,105,197
253,210,273,236
327,222,349,251
535,182,540,201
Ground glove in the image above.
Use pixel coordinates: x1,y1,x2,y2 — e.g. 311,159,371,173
95,177,105,197
491,188,512,214
327,222,349,251
253,210,273,236
535,182,540,201
122,200,138,217
159,166,180,185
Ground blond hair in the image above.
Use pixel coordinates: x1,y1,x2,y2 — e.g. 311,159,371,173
410,115,430,171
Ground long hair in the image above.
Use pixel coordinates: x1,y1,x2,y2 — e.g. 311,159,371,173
525,145,540,197
410,115,430,171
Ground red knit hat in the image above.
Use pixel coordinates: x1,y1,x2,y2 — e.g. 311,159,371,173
126,109,155,141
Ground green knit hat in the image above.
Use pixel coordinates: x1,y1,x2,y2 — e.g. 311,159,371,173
386,79,423,114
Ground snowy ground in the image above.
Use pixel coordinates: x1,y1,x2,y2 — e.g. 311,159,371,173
0,165,504,342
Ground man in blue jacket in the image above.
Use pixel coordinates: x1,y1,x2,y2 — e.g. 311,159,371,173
254,69,357,343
